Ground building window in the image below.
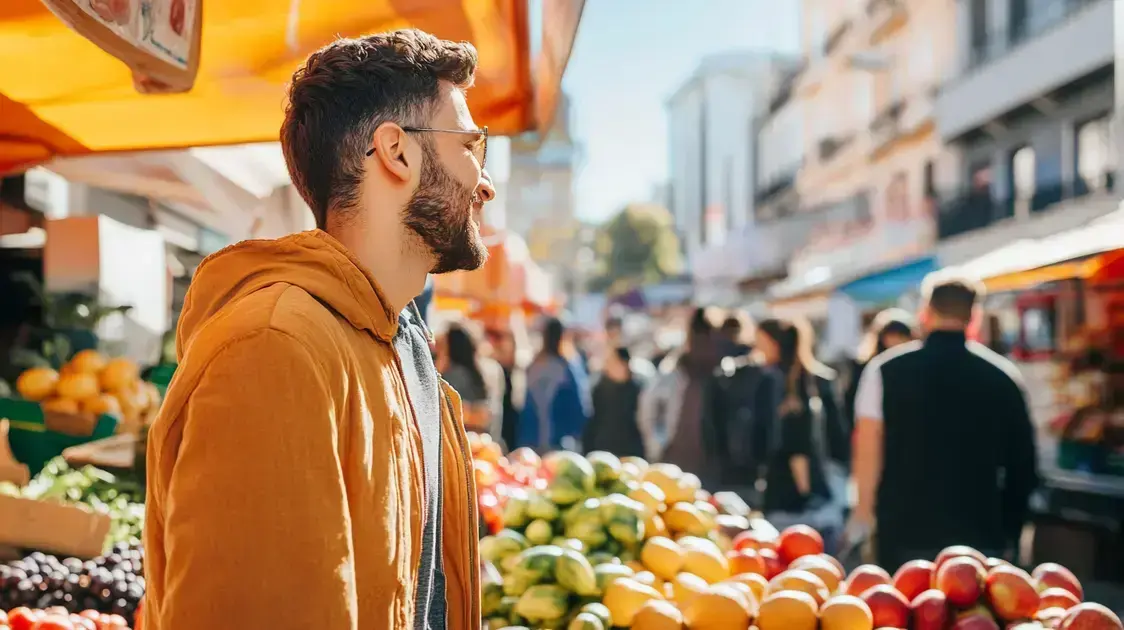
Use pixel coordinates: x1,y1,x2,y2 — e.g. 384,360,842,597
1011,145,1036,218
1075,114,1114,194
910,28,934,86
854,72,872,129
969,0,988,63
969,160,992,193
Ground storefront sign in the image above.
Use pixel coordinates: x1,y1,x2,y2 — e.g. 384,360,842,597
41,0,202,93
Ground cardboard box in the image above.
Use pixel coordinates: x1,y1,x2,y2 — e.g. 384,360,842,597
0,494,111,559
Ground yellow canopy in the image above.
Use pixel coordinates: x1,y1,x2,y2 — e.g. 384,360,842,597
0,0,583,174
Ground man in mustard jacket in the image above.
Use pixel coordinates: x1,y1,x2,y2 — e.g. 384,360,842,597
144,29,494,629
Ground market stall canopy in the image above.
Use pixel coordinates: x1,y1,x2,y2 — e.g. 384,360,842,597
0,0,584,174
954,208,1124,293
431,228,554,318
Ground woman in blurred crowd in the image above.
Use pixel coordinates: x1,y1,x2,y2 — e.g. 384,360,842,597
438,323,505,440
487,327,526,451
710,311,782,502
519,317,592,451
756,317,843,541
843,308,917,437
637,307,724,486
583,346,645,457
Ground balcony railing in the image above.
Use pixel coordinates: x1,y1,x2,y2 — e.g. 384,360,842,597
964,0,1102,73
824,19,852,55
818,135,850,163
936,173,1116,240
867,0,907,42
755,171,797,205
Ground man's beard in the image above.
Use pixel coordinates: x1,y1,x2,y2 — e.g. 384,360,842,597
402,143,488,274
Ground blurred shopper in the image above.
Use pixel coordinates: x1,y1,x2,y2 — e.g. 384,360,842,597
145,30,492,630
849,274,1039,570
842,309,917,456
487,327,526,451
584,346,645,457
605,315,656,385
756,317,843,542
711,312,782,501
438,322,504,440
637,307,724,486
519,317,592,451
718,312,754,358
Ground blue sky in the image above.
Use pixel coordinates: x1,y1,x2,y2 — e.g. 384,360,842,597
559,0,801,222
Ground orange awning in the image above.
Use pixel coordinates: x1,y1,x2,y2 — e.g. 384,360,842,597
0,0,583,174
984,250,1124,293
431,229,554,312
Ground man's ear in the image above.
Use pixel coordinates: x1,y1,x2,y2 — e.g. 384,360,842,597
370,122,411,183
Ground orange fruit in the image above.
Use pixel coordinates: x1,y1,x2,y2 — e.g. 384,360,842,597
791,554,844,593
758,590,819,630
632,599,684,630
641,536,686,581
684,582,756,630
41,397,80,414
68,349,107,374
728,548,767,576
99,357,140,392
768,569,831,605
670,572,709,608
728,572,770,601
79,394,122,419
16,367,59,401
820,595,874,630
56,372,100,401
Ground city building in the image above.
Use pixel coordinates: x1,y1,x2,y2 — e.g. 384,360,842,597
667,51,801,305
934,0,1119,267
507,94,584,298
763,0,957,357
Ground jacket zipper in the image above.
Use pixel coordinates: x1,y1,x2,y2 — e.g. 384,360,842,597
443,385,480,627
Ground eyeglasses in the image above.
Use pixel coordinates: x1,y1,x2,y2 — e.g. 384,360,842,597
366,125,489,170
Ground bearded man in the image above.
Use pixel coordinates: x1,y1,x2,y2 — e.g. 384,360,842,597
143,29,494,630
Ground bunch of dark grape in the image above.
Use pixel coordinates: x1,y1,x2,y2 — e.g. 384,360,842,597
0,542,144,625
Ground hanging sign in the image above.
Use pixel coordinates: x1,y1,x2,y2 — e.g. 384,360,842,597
40,0,203,93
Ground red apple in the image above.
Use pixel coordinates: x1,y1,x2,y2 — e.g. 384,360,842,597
954,610,1001,630
1058,603,1124,630
911,588,951,630
777,524,824,564
1039,588,1081,612
894,559,936,602
845,564,893,597
1037,608,1069,629
987,565,1041,622
936,556,987,607
861,584,911,630
758,547,784,579
1033,563,1085,601
936,545,989,572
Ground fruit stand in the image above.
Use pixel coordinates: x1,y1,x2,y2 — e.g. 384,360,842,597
466,433,1124,630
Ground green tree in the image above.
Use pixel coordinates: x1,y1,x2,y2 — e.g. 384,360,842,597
589,203,683,294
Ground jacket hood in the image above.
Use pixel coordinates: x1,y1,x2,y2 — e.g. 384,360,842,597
176,230,399,360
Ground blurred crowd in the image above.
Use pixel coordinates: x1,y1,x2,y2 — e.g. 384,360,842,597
431,271,1039,566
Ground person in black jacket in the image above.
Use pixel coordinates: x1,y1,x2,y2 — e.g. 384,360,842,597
849,273,1039,571
584,346,644,457
756,317,843,538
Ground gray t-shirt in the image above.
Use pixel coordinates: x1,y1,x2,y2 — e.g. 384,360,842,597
393,305,445,630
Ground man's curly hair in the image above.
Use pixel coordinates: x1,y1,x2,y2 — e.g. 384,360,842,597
280,29,477,229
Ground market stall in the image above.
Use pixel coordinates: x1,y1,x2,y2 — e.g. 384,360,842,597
466,434,1123,630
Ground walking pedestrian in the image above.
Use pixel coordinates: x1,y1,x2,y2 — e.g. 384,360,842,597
584,346,645,457
848,273,1040,571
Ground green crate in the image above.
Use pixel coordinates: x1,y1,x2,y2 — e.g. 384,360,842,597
0,398,118,477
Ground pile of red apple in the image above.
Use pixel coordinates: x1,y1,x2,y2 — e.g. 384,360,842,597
847,545,1121,630
1,607,133,630
467,433,547,535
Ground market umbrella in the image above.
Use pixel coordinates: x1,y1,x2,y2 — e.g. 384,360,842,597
0,0,584,174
